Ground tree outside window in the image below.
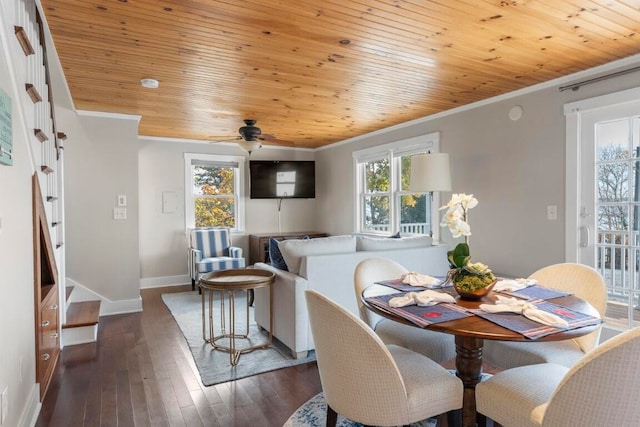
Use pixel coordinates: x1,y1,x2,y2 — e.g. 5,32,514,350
363,158,390,231
184,153,245,231
193,165,236,228
355,134,440,236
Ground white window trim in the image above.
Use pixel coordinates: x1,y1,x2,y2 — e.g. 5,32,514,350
352,132,442,239
184,153,246,232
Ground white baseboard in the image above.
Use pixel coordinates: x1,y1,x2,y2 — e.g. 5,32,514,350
140,274,190,289
19,383,41,427
65,278,143,316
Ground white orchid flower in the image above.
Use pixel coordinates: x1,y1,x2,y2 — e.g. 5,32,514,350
440,193,477,241
439,193,478,211
459,194,478,210
450,220,471,238
440,206,463,228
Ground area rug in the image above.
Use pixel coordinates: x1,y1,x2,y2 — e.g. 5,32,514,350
284,371,493,427
161,291,316,386
283,392,438,427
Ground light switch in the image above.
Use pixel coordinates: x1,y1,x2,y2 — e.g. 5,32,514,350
547,205,558,221
113,207,127,220
117,195,127,207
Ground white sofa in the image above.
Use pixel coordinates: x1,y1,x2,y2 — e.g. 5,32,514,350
253,235,450,358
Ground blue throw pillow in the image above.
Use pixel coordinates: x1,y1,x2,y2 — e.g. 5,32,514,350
269,238,288,271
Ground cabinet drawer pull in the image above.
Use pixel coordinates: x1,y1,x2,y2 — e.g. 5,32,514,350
50,304,58,310
50,332,58,338
41,320,50,327
42,353,50,361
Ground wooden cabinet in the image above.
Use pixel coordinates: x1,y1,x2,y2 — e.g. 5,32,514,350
249,232,328,265
37,289,60,387
33,174,60,400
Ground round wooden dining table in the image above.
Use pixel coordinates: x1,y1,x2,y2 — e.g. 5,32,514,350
362,285,601,427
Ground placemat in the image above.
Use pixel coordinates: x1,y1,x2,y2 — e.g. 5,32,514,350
365,292,471,328
496,285,571,300
472,301,602,340
375,276,449,292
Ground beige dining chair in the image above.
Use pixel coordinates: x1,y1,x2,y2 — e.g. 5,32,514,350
483,263,607,369
305,289,463,427
476,326,640,427
354,257,456,363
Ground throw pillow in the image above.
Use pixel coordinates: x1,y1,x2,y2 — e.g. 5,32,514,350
268,238,288,271
278,235,357,275
356,234,432,251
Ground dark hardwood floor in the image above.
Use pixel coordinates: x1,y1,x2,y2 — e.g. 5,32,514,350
36,285,322,427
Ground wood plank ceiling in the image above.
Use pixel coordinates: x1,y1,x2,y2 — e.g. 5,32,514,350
41,0,640,149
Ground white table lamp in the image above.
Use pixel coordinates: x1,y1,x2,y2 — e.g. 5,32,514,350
409,153,452,239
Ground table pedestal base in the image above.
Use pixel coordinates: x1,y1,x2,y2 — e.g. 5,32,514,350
455,335,484,427
201,288,272,366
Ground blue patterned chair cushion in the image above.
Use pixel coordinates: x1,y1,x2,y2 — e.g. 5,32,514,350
269,237,288,271
197,257,245,273
188,228,246,284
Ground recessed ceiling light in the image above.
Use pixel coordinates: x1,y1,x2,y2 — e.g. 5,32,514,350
140,78,159,88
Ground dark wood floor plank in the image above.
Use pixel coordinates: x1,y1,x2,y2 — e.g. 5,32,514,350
135,341,170,425
179,405,204,427
115,369,136,425
37,285,322,427
100,360,118,427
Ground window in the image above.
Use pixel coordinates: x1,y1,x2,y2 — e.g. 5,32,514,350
184,153,245,231
353,133,441,239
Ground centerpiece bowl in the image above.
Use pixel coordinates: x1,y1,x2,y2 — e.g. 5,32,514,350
452,278,496,300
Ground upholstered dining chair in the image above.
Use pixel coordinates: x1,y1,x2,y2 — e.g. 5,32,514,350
305,289,463,427
483,262,607,369
476,326,640,427
354,257,456,363
188,227,245,291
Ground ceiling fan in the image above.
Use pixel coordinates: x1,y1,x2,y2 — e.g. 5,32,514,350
211,119,291,154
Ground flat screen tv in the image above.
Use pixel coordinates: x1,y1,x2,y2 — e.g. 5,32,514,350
249,160,316,199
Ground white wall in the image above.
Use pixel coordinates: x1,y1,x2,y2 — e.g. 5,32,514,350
138,138,318,284
316,58,640,278
59,109,141,301
0,1,42,424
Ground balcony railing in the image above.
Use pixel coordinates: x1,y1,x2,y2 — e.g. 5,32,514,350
366,222,428,235
597,230,640,329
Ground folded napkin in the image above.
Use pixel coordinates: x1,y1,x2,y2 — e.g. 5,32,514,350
401,272,443,288
479,295,569,328
389,290,456,308
493,278,538,292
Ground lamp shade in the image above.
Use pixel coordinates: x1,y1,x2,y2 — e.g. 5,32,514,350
409,153,452,192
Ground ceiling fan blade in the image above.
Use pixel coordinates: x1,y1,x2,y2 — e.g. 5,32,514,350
209,136,242,143
258,134,296,145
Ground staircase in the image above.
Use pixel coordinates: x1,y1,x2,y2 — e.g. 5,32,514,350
62,286,101,346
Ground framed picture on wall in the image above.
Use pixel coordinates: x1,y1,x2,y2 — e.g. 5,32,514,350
0,87,12,166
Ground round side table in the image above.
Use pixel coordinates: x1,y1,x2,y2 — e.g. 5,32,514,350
199,268,275,366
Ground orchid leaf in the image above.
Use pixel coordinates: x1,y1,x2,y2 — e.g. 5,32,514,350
448,243,470,268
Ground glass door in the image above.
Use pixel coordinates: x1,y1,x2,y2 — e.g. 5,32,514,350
578,103,640,330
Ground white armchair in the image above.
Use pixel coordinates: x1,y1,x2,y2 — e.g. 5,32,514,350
483,263,607,369
476,327,640,427
354,257,456,363
187,228,245,291
305,289,463,427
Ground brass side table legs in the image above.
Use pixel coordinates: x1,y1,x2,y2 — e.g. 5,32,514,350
199,270,274,366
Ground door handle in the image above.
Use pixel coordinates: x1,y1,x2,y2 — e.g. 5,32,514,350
580,226,590,248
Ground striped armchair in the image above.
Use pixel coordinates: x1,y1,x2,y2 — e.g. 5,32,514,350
188,228,246,290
